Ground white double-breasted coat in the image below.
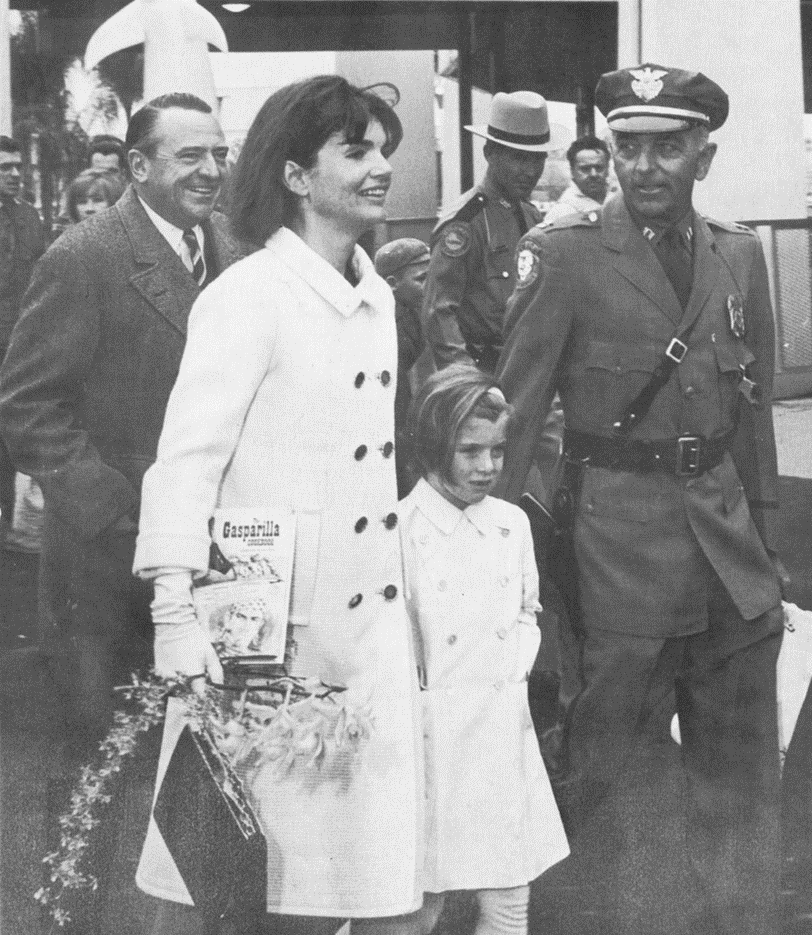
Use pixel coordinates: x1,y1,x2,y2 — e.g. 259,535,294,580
133,228,423,918
400,480,569,892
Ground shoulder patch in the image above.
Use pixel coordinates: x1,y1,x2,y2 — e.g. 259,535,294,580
441,222,472,258
515,241,541,290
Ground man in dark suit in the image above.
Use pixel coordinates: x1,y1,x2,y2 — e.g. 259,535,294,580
497,66,783,935
0,93,243,754
0,135,46,540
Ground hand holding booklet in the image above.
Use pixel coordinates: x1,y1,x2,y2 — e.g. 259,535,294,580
193,508,297,683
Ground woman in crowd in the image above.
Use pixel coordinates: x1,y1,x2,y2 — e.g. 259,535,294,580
132,75,423,935
64,168,125,224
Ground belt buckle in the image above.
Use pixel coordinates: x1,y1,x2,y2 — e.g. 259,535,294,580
676,435,702,477
666,338,688,363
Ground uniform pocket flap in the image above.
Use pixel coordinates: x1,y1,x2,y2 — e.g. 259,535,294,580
584,341,658,374
714,341,755,373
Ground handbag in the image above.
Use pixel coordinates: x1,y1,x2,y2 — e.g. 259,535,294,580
152,723,267,924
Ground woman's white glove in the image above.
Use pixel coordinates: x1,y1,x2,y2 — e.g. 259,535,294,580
511,621,541,683
152,570,223,686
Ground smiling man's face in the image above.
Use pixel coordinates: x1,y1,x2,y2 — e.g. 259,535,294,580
130,107,228,229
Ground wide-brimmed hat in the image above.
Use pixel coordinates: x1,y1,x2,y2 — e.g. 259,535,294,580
596,64,728,133
465,91,569,153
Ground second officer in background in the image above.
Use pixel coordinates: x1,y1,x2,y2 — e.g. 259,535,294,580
422,91,566,373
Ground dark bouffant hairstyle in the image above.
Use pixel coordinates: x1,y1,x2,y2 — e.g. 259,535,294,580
407,363,514,481
229,75,403,246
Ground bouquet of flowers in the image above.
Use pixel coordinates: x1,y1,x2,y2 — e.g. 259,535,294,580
35,670,373,928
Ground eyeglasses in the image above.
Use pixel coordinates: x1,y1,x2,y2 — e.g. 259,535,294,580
0,162,21,173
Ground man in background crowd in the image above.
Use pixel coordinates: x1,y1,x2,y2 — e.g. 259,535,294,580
422,90,566,374
543,134,611,223
88,134,126,176
0,135,46,547
374,236,430,497
0,93,243,757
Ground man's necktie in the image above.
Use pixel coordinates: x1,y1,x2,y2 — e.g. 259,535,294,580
182,228,206,287
513,203,529,236
654,227,693,309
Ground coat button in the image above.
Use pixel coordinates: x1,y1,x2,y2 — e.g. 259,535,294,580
354,444,368,461
501,270,509,279
419,534,429,546
354,517,368,533
438,580,447,591
381,441,394,458
379,370,391,386
348,593,363,609
447,634,457,645
354,372,365,388
499,575,509,587
684,385,696,397
383,512,398,530
383,584,398,600
500,528,510,537
497,626,509,639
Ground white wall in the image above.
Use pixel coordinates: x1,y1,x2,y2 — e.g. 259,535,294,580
618,0,807,221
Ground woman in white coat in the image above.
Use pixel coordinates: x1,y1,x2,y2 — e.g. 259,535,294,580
133,76,423,935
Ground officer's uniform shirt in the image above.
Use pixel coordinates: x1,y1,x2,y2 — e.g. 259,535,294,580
422,177,543,371
497,194,780,639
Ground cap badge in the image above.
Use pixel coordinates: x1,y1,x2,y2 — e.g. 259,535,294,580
630,67,668,102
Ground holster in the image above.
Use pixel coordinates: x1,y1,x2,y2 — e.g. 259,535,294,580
520,456,586,807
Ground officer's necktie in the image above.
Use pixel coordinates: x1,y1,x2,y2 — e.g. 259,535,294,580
654,227,693,309
182,228,206,287
513,203,528,236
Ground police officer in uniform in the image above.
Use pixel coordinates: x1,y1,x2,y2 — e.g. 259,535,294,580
496,65,784,935
422,91,567,374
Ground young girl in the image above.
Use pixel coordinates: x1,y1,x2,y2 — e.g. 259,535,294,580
399,363,569,935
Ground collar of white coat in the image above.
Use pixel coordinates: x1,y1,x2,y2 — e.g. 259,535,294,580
268,226,391,318
410,477,503,537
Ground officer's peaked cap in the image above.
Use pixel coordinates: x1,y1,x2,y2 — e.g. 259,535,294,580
596,64,728,133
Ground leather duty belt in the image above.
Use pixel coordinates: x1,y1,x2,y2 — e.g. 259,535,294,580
564,429,732,478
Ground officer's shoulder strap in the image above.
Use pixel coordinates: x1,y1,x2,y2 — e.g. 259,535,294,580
702,215,755,236
432,187,488,237
533,208,603,235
